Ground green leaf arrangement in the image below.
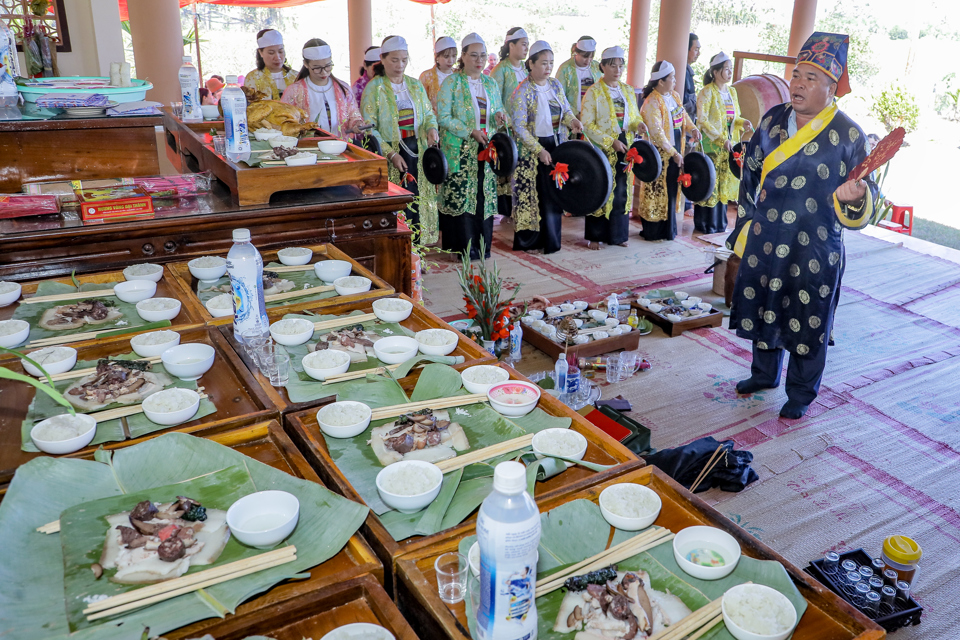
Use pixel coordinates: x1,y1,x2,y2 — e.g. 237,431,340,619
0,345,75,416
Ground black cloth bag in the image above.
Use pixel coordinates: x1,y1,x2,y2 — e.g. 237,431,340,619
642,436,759,493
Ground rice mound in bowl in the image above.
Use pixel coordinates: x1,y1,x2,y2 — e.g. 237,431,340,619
137,298,179,311
26,346,74,366
191,256,226,268
132,330,179,346
374,298,411,312
278,247,311,256
0,281,19,294
303,349,350,370
206,293,233,310
601,484,659,519
416,329,455,346
33,414,94,442
463,366,509,385
0,319,28,337
318,402,370,427
381,465,440,496
143,389,198,413
724,584,795,636
271,319,312,335
124,263,162,276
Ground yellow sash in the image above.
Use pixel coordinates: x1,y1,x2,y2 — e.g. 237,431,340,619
732,102,839,257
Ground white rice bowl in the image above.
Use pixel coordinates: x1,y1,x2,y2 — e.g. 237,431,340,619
0,281,22,306
122,263,163,282
277,247,313,266
302,349,351,381
315,401,372,438
415,329,457,356
722,584,797,639
599,483,662,530
0,319,29,348
136,297,182,322
376,460,443,512
21,346,77,377
191,256,226,269
532,428,587,468
130,330,181,357
269,318,315,346
142,388,200,425
372,297,414,322
205,293,234,317
461,365,510,394
379,464,441,496
333,276,372,296
0,281,20,295
30,413,97,454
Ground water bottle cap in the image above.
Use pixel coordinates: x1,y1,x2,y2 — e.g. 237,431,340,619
233,228,251,242
493,461,526,494
226,74,239,84
182,56,192,63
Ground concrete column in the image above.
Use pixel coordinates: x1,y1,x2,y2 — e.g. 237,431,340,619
127,0,183,104
348,0,372,83
627,0,652,87
655,0,693,97
785,0,818,77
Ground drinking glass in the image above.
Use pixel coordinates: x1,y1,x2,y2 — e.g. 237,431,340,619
267,353,290,387
240,328,267,365
467,571,481,621
256,341,277,376
170,101,183,118
435,552,467,604
213,135,226,156
618,351,639,379
605,356,620,384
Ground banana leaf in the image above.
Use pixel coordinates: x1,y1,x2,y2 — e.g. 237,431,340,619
460,499,808,640
194,262,338,308
11,280,170,343
326,364,570,539
20,352,216,452
0,432,368,640
242,140,343,168
60,466,261,631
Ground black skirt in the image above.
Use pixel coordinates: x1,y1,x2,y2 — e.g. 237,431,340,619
398,137,420,228
694,202,727,234
585,132,629,245
440,159,494,260
514,135,563,254
640,127,681,242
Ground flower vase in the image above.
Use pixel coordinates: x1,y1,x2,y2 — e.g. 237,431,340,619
410,252,424,304
482,339,496,355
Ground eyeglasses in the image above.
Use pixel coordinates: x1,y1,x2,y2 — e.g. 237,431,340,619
311,63,335,73
464,52,487,61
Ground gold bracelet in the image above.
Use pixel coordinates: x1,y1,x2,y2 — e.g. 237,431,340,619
846,198,865,213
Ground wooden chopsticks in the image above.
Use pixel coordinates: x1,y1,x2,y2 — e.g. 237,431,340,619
369,394,487,421
535,527,674,598
83,545,297,621
264,284,335,303
20,289,115,305
28,326,136,348
435,434,534,473
647,594,725,640
311,313,377,332
37,356,164,382
36,520,59,534
689,444,726,493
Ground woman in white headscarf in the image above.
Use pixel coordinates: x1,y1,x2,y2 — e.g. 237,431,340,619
420,36,458,112
243,29,298,100
554,36,602,115
281,39,364,139
361,35,440,242
510,40,581,254
638,60,699,241
580,45,646,249
354,46,380,105
437,33,508,260
489,27,529,219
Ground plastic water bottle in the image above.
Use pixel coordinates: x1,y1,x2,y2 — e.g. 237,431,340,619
226,228,268,343
553,354,567,393
607,292,620,320
477,461,541,640
565,355,580,395
220,74,251,162
506,320,523,364
178,56,202,122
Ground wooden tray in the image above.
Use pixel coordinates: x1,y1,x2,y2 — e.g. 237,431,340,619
523,323,641,359
284,363,643,591
219,293,496,414
150,420,386,639
167,242,395,325
0,265,206,354
394,466,886,640
170,572,416,640
169,113,390,206
0,326,278,489
632,302,724,337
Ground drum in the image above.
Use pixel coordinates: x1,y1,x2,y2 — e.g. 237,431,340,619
680,150,716,203
547,140,613,216
731,73,790,129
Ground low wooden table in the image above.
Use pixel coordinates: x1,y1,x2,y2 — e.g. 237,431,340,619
285,364,643,591
632,302,724,337
394,466,885,640
0,114,162,192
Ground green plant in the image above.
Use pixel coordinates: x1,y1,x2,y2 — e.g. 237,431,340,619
0,346,76,416
870,84,919,133
888,25,909,40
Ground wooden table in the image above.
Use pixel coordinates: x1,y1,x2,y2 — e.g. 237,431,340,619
0,114,162,192
0,326,279,490
394,466,886,640
0,179,414,297
220,294,495,415
285,364,643,591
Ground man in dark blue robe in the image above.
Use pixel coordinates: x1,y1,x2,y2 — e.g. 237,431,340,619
725,32,878,419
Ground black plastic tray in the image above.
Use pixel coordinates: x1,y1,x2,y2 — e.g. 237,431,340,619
595,404,655,456
804,548,922,632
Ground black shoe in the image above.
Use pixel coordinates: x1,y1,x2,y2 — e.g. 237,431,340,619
779,399,809,419
735,377,776,394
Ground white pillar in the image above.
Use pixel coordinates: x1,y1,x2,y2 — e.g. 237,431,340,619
127,0,183,104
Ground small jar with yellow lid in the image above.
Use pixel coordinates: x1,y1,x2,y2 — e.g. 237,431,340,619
881,535,921,587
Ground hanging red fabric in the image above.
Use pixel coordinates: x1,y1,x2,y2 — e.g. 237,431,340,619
118,0,450,22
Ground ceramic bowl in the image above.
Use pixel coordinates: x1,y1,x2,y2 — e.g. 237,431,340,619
527,309,544,320
604,317,620,328
114,280,157,303
638,298,651,308
130,330,181,357
285,153,317,166
21,346,77,377
376,460,443,513
673,525,742,580
320,624,395,640
449,319,473,333
314,260,353,283
460,365,510,395
487,380,541,417
560,303,576,313
415,329,457,356
674,291,689,301
205,294,234,318
573,335,591,344
619,324,633,332
608,327,623,336
316,401,372,438
573,319,584,328
699,302,713,312
532,428,587,468
277,247,313,266
269,135,299,148
722,584,798,640
142,388,201,425
188,256,228,281
302,349,352,381
372,297,413,322
201,104,220,120
648,303,663,313
666,314,682,323
269,318,315,346
573,300,589,311
30,413,97,454
531,319,547,331
681,299,698,309
540,326,557,338
160,343,215,380
593,331,610,340
373,336,419,364
469,541,480,577
253,128,282,141
0,281,22,307
599,483,662,530
688,297,702,305
588,310,607,322
521,315,536,326
545,306,562,317
0,319,30,348
318,140,348,155
122,264,163,282
227,490,300,549
135,297,182,322
333,276,372,296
